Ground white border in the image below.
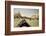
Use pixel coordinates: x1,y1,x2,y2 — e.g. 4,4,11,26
11,5,42,31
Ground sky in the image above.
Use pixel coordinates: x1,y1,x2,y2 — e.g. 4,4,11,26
14,8,39,17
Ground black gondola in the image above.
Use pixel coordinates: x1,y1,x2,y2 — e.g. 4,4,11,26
17,19,30,27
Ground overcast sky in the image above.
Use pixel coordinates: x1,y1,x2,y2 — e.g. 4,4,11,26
14,8,39,17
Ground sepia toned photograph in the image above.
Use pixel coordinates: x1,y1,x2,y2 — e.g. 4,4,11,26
14,8,39,27
11,5,43,31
